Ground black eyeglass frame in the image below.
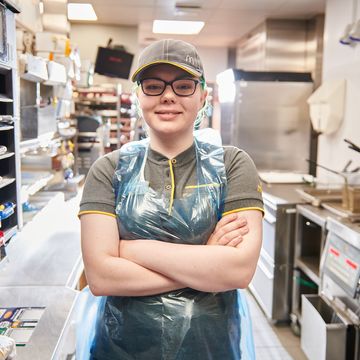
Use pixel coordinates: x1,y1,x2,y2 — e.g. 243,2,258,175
138,77,201,97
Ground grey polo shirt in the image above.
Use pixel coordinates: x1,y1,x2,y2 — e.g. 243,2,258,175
79,143,264,218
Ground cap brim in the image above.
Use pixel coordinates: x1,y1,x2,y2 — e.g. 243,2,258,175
131,60,202,82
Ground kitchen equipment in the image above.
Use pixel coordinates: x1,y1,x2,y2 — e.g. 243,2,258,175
216,69,314,174
306,159,354,210
291,205,330,335
296,187,343,207
345,186,360,213
301,217,360,360
259,171,314,184
344,138,360,154
249,193,298,322
76,115,103,175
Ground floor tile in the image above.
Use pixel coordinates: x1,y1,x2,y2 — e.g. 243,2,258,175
270,326,301,348
284,346,308,360
253,329,283,348
255,346,293,359
245,290,307,360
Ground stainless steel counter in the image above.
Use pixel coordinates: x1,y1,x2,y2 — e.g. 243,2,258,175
0,191,83,359
262,183,308,205
250,182,309,322
0,192,82,287
296,204,334,227
0,286,77,360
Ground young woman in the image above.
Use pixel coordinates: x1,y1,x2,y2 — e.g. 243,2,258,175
79,39,263,359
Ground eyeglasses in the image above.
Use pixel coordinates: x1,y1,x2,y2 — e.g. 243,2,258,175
139,78,200,97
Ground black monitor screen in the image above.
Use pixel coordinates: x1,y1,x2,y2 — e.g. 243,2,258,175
94,47,134,79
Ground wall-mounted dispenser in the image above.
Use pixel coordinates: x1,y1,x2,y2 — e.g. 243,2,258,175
307,79,346,135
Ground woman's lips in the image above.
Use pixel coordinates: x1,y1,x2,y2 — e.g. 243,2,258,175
155,111,182,120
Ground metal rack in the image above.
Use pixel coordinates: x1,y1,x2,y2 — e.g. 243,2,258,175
290,204,331,333
0,2,21,254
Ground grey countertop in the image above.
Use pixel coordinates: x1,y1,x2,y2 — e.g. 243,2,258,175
0,286,77,360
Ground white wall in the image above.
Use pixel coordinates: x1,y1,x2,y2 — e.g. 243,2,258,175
195,47,228,84
70,24,138,93
14,0,43,33
318,0,360,182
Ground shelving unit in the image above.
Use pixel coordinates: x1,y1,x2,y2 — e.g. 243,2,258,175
117,92,137,146
290,204,331,333
0,2,21,248
73,85,137,154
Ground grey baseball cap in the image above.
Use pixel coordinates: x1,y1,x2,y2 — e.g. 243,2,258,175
131,39,204,82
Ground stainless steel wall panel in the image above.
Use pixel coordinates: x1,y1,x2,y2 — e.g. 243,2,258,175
266,20,308,72
230,79,313,172
234,17,324,87
236,23,266,71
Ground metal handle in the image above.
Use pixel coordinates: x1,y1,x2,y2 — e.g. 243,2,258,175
258,258,274,279
264,213,276,224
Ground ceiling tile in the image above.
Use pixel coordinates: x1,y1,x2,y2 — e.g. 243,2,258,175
68,0,326,48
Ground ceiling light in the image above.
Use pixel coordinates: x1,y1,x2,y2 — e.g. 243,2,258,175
153,20,204,35
67,3,97,21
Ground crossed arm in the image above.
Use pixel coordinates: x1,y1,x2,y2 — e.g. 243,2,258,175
81,210,262,297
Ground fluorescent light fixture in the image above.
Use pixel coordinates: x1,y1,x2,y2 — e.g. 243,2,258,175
39,1,44,15
67,3,97,21
153,20,204,35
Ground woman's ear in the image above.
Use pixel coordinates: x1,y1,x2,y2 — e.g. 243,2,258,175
200,89,208,110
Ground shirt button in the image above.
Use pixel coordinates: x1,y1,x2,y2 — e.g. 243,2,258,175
171,159,177,164
165,184,172,190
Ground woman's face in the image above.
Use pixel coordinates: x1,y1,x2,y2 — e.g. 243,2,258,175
137,64,207,138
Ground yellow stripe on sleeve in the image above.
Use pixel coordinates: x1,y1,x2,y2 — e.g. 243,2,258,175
222,207,265,217
78,210,117,218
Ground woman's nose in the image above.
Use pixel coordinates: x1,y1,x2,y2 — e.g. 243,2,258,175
160,84,176,103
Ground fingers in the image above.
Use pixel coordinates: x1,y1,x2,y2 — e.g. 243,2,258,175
227,236,244,247
217,226,249,245
214,213,247,233
213,212,238,233
212,217,248,243
207,212,249,247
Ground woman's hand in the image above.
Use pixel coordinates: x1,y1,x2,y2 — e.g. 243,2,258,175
207,212,248,247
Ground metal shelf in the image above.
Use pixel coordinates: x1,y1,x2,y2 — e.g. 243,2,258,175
109,138,119,145
296,256,320,285
3,225,17,244
0,178,16,189
0,152,15,160
19,136,61,155
0,94,13,103
0,125,14,131
21,172,55,204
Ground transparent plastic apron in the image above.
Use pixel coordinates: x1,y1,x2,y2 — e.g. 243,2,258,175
89,136,255,360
